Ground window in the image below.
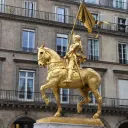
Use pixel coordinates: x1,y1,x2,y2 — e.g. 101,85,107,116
113,17,128,32
88,39,99,60
55,6,68,23
60,89,69,103
118,79,128,105
118,18,126,32
18,70,35,101
24,1,36,17
56,34,68,57
113,0,127,9
0,0,5,12
22,29,35,52
118,43,128,64
92,13,98,21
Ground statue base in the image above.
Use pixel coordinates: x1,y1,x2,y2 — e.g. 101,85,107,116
34,117,104,128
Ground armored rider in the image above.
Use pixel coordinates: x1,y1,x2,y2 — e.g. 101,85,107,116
63,34,86,83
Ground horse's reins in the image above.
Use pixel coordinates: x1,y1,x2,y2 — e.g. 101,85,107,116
38,56,65,66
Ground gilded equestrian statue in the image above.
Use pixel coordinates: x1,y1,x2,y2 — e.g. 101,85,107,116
38,44,102,119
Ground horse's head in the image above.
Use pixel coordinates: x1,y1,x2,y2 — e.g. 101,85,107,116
38,45,51,67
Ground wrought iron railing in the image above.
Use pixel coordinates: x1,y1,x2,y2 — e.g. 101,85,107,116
0,89,128,108
0,4,128,33
69,0,128,10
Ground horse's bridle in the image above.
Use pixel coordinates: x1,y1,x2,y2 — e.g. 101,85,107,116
38,55,64,66
38,56,44,62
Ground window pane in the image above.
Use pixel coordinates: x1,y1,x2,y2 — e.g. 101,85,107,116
63,38,68,46
19,78,25,91
57,8,64,15
88,39,99,60
60,89,69,103
56,35,68,57
118,43,127,64
22,30,35,50
57,38,62,46
22,31,28,48
20,71,26,77
57,8,65,22
19,70,35,100
29,31,35,48
19,78,25,99
27,79,33,99
28,72,34,77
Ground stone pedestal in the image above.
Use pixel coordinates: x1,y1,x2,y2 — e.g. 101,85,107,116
34,123,104,128
34,117,104,128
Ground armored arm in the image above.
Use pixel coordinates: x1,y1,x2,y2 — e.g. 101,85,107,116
64,43,79,58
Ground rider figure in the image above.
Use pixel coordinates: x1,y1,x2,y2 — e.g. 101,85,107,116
63,34,86,83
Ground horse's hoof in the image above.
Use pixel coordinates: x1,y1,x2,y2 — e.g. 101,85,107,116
93,113,99,119
77,104,82,113
54,112,61,117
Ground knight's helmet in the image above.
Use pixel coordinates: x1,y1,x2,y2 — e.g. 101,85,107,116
73,34,83,51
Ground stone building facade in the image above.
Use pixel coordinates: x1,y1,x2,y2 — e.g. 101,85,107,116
0,0,128,128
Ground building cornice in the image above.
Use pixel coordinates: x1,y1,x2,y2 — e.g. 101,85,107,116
13,59,38,64
0,48,37,55
0,12,128,38
0,100,127,117
86,60,128,67
113,70,128,74
0,48,128,67
50,0,128,14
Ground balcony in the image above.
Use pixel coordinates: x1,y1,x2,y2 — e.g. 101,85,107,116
0,89,128,115
64,0,128,11
0,4,127,37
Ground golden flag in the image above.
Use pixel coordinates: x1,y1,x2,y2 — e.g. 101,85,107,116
77,3,95,33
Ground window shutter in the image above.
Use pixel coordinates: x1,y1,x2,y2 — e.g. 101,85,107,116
112,16,118,30
125,18,128,32
33,2,36,10
118,79,128,106
0,0,5,12
98,14,104,28
54,6,58,21
113,0,116,8
24,1,28,16
33,2,36,17
96,0,99,4
24,1,28,9
99,14,103,21
127,44,128,61
65,8,69,23
124,0,127,9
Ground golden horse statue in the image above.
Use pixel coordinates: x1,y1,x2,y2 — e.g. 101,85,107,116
38,45,102,119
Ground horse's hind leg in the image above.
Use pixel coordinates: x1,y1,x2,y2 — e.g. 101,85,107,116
91,89,102,119
52,87,62,117
77,88,91,113
88,80,102,119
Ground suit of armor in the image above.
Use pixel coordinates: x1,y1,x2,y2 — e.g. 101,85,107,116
63,34,86,83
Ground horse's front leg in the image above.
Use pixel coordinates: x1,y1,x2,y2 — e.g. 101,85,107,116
40,79,56,105
52,87,62,117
